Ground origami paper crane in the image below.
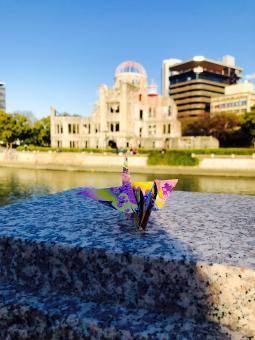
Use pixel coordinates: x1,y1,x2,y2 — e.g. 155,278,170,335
79,157,178,230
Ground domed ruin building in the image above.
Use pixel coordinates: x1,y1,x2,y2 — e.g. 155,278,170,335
51,61,182,149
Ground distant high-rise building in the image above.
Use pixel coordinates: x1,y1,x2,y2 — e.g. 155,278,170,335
0,82,6,111
162,55,242,121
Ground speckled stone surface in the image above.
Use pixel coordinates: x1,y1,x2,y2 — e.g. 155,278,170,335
0,188,254,267
0,189,254,337
0,279,244,339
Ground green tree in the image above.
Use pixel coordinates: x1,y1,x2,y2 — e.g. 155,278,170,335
209,113,243,147
0,111,32,147
31,116,51,146
182,112,248,147
182,114,211,136
241,107,255,146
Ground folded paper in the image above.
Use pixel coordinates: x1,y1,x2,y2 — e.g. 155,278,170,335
79,156,178,230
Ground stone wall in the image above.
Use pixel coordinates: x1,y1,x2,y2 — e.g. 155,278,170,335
168,136,219,149
0,151,147,169
1,150,255,174
198,155,255,170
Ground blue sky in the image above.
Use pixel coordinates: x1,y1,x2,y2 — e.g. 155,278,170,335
0,0,254,118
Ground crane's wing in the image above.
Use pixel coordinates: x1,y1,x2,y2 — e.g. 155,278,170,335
132,179,178,210
154,179,178,210
132,181,154,195
79,183,138,218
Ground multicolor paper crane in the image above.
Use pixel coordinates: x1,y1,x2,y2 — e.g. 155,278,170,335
79,156,178,230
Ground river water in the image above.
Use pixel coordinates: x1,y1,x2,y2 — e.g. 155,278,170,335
0,167,255,206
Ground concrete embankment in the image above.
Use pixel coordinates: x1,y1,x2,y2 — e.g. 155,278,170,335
0,151,255,177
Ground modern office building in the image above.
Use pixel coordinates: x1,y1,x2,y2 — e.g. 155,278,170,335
0,82,6,111
162,55,242,121
211,82,255,115
51,61,182,149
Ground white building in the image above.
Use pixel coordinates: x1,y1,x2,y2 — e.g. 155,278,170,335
211,82,255,115
51,61,182,149
161,59,182,96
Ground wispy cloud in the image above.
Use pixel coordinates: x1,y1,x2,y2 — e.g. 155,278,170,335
244,73,255,80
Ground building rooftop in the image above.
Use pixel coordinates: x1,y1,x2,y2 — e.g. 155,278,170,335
169,56,242,73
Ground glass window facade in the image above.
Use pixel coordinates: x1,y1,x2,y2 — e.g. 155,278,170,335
215,100,247,109
170,71,232,86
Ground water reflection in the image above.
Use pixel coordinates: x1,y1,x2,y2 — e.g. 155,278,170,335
0,167,255,206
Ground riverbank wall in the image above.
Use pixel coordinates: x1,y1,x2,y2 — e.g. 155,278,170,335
0,151,255,177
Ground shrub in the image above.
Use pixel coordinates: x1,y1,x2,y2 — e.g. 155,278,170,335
148,151,199,166
147,148,255,166
141,148,254,156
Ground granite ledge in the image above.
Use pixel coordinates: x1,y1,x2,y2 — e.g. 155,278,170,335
0,188,254,268
0,189,254,336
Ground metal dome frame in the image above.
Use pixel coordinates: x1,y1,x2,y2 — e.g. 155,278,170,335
115,61,147,77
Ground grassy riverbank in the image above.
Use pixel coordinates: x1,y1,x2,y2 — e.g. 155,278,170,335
16,145,115,153
147,149,254,166
17,145,254,154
